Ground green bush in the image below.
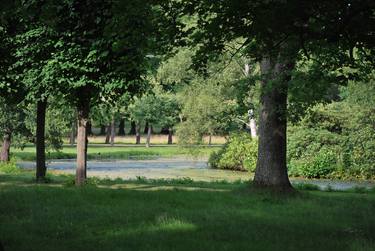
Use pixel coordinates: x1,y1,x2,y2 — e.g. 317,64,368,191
0,160,21,174
209,132,257,172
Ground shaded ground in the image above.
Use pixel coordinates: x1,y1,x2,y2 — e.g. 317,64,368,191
0,174,375,251
17,158,375,190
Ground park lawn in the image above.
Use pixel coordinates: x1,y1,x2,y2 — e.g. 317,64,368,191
0,172,375,251
11,145,217,161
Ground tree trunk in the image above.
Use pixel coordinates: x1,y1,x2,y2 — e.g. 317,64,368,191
105,124,111,144
69,120,76,146
160,127,169,135
167,127,173,145
146,124,151,147
100,125,106,135
76,99,90,186
248,109,257,138
135,123,141,144
208,134,212,146
0,131,11,162
87,121,93,136
36,100,47,181
110,116,115,146
129,121,136,135
118,118,125,136
253,55,293,191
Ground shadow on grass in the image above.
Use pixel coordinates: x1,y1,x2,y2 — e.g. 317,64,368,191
1,173,375,251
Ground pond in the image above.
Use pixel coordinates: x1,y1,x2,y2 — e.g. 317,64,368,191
17,157,374,190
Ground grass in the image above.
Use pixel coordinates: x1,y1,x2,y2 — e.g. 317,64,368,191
12,145,218,161
1,171,375,251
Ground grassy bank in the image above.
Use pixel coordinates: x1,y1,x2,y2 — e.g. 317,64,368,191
0,172,375,251
12,145,218,161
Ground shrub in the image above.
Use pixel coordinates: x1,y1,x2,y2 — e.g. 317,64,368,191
209,132,257,172
0,160,21,174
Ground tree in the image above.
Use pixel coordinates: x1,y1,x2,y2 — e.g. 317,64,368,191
42,0,153,185
170,0,375,190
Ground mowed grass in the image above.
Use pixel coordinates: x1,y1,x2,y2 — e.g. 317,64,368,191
0,172,375,251
12,145,217,161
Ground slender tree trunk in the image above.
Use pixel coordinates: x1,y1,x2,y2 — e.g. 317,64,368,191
144,122,149,134
249,109,257,138
110,116,115,146
100,125,106,135
118,118,125,136
208,134,212,146
135,123,141,144
129,121,136,135
76,98,90,186
146,124,151,147
86,121,93,136
105,124,111,144
253,55,293,191
167,127,173,145
0,131,11,162
36,100,47,181
69,120,76,146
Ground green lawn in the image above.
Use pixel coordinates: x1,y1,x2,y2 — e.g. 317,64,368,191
12,145,217,161
0,172,375,251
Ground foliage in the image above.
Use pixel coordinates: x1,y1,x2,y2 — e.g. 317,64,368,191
287,79,375,179
0,160,20,174
209,132,257,172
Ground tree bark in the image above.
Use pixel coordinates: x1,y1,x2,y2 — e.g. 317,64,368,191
69,120,76,146
167,127,173,145
253,55,293,191
146,124,151,147
135,123,141,144
118,118,125,136
0,131,11,162
129,121,136,135
208,134,212,146
76,99,90,186
110,116,115,146
105,124,111,144
36,100,47,181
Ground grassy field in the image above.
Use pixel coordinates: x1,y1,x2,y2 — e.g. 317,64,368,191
0,172,375,251
12,145,218,161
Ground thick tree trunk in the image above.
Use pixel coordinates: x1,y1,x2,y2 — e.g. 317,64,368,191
110,116,115,146
146,124,151,147
167,127,173,145
0,131,11,162
253,56,293,191
118,118,125,136
69,121,76,146
105,124,111,144
76,99,90,186
135,123,141,144
129,121,136,135
36,100,47,181
100,125,106,135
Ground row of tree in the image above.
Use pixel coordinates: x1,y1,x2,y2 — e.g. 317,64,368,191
1,0,374,191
